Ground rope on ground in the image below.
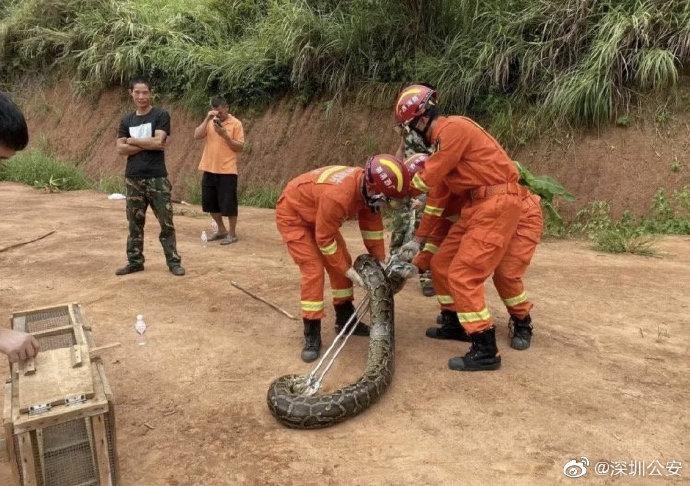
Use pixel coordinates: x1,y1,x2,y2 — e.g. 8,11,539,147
230,280,299,320
0,230,56,253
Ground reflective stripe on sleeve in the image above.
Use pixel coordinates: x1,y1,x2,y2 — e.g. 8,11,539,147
423,242,439,254
411,173,429,193
423,205,444,217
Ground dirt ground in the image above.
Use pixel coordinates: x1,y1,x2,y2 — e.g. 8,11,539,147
1,182,688,485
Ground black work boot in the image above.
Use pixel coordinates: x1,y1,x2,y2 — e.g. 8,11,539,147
115,264,144,276
426,310,471,342
509,314,533,350
301,319,321,363
334,301,370,336
448,327,501,371
169,264,186,276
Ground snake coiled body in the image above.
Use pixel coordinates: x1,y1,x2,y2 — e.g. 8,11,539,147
267,254,402,429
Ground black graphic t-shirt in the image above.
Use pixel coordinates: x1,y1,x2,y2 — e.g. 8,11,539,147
117,107,171,179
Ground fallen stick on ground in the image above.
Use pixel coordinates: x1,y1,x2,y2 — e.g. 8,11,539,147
230,280,299,320
89,342,122,359
0,230,56,253
171,199,191,205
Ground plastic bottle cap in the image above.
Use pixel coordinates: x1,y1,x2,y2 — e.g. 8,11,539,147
136,314,143,320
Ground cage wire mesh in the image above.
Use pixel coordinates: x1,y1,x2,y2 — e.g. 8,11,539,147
24,308,71,333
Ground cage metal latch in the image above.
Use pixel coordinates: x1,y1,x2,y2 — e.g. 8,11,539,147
64,394,87,406
28,403,52,415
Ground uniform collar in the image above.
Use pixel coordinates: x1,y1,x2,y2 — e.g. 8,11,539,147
427,116,449,144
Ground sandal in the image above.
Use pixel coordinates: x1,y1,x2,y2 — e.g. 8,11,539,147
220,235,238,245
207,232,228,242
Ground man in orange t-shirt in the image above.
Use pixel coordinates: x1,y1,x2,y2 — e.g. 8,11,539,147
194,96,245,245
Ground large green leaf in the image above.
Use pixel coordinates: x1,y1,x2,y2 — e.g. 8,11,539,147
514,160,574,222
514,161,575,203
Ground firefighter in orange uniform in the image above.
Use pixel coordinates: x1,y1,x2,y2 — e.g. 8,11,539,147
276,155,408,362
395,84,524,372
405,154,544,350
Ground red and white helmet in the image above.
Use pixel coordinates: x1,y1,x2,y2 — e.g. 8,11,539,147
394,84,438,126
403,153,429,197
364,154,409,199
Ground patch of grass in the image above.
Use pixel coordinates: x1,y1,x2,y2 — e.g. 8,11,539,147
654,105,673,126
641,188,690,234
615,114,631,127
669,157,682,173
571,202,656,256
238,186,281,209
0,148,90,191
180,173,202,205
96,174,125,194
567,189,690,255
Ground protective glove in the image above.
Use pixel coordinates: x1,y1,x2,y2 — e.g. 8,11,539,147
345,267,365,288
398,263,419,280
397,239,421,262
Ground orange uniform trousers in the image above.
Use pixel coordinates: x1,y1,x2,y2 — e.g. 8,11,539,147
428,185,541,333
276,206,354,320
429,190,543,320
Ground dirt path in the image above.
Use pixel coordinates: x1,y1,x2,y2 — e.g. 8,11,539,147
1,182,688,485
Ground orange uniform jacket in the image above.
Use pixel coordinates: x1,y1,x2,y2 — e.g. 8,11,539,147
416,182,465,241
410,116,519,195
277,166,386,275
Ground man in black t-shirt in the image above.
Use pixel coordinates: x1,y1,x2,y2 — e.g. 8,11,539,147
115,78,184,276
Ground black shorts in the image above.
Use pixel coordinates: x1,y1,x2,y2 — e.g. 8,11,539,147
201,172,238,217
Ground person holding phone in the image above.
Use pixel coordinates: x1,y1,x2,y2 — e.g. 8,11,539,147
194,96,245,245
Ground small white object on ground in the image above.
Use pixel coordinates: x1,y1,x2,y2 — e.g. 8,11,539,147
108,193,126,200
134,314,147,345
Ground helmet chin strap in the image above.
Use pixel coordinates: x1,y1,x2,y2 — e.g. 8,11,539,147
360,180,388,214
409,104,438,142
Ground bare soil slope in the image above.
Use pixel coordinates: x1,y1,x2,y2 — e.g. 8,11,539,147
1,183,688,485
14,78,690,218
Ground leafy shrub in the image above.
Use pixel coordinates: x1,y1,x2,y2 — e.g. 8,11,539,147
0,149,90,191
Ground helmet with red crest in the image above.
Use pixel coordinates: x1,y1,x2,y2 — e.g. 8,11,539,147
394,84,438,126
364,154,408,199
403,152,429,197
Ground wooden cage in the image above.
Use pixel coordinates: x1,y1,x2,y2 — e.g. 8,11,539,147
2,303,118,486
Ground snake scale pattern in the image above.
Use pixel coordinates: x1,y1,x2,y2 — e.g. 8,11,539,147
267,254,402,429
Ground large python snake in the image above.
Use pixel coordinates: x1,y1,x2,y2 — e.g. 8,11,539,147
267,254,406,429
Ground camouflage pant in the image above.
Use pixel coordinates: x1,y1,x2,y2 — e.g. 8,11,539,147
125,177,181,267
388,204,434,295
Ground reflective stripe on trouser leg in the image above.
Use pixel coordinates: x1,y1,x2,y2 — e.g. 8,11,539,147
279,225,327,320
324,231,355,305
492,220,541,319
457,307,491,328
448,194,522,334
